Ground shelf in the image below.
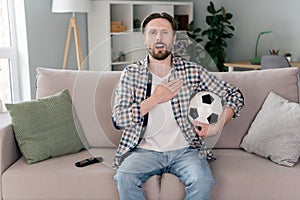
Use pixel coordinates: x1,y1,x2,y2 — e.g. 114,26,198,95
111,61,132,66
110,31,142,36
88,1,193,71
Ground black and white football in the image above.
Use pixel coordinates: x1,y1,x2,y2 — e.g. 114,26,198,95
188,91,224,125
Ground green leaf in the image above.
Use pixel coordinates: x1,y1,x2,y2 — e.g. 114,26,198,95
206,16,214,25
194,28,202,33
225,33,234,38
215,8,222,14
216,38,223,46
228,25,235,31
202,30,208,36
186,25,192,32
226,13,233,20
212,16,221,26
222,51,227,58
207,2,216,14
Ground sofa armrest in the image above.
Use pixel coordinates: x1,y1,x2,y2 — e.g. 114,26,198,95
0,113,21,175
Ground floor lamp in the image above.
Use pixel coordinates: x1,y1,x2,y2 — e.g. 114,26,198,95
51,0,90,70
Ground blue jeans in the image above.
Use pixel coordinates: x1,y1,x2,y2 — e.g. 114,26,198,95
114,147,215,200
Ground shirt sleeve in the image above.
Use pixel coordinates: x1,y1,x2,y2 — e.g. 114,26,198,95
112,67,143,129
198,67,245,118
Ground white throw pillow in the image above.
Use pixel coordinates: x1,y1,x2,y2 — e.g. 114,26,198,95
240,91,300,167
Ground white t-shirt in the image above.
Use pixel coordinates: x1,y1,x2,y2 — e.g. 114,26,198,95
137,71,189,152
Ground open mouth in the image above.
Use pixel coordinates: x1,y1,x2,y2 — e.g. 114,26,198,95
154,43,166,50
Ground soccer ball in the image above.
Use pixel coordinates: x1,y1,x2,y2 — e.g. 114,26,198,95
188,91,224,125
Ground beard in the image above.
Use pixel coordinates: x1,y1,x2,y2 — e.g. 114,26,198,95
148,42,172,60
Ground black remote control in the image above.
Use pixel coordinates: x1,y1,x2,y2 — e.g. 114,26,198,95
75,157,103,167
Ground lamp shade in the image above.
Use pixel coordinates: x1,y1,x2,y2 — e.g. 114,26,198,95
51,0,90,13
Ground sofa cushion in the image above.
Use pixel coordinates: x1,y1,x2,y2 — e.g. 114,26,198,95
159,149,300,200
2,148,160,200
36,67,123,148
2,149,118,200
213,67,299,148
210,149,300,200
5,89,84,164
240,91,300,167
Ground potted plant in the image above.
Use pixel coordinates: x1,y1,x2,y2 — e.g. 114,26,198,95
268,49,280,55
184,1,235,72
202,1,235,72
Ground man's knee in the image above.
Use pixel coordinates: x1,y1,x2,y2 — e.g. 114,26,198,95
114,171,142,186
188,170,214,185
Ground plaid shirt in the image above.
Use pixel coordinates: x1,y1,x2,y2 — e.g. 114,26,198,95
112,56,244,168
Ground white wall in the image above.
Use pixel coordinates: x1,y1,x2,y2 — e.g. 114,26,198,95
194,0,300,62
24,0,88,98
24,0,300,97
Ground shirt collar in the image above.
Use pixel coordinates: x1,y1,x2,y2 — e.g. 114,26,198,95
142,54,186,71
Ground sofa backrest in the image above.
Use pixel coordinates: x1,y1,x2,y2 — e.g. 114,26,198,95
36,67,123,148
36,67,299,149
213,67,299,148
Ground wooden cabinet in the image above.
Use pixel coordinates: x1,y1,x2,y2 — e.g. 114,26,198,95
88,1,193,71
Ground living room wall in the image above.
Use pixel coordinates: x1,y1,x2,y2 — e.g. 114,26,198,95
24,0,299,98
24,0,88,98
193,0,300,62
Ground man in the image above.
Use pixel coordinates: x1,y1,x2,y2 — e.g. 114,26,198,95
112,12,244,200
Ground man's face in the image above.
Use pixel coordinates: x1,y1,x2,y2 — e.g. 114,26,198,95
143,18,176,60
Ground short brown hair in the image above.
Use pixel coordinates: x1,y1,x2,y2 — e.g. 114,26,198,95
141,12,178,34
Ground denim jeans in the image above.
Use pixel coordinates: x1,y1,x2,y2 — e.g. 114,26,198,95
114,147,215,200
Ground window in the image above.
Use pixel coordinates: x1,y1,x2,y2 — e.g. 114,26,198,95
0,0,12,107
0,59,11,104
0,0,30,111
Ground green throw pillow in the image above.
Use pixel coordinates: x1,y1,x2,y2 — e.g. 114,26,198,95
6,89,84,164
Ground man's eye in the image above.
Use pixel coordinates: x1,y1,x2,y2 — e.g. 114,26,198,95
149,31,156,35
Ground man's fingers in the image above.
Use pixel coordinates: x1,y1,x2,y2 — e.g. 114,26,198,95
172,87,181,95
165,79,183,87
193,126,206,138
191,119,206,127
163,79,183,93
161,79,167,84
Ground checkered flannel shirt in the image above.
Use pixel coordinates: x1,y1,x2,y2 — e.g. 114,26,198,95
112,56,244,168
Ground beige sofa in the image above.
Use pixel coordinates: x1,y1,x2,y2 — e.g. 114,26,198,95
0,67,299,200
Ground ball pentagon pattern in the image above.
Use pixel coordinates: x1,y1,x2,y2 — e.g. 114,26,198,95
188,91,224,125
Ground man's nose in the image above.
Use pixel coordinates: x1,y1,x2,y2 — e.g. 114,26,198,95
156,32,162,41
